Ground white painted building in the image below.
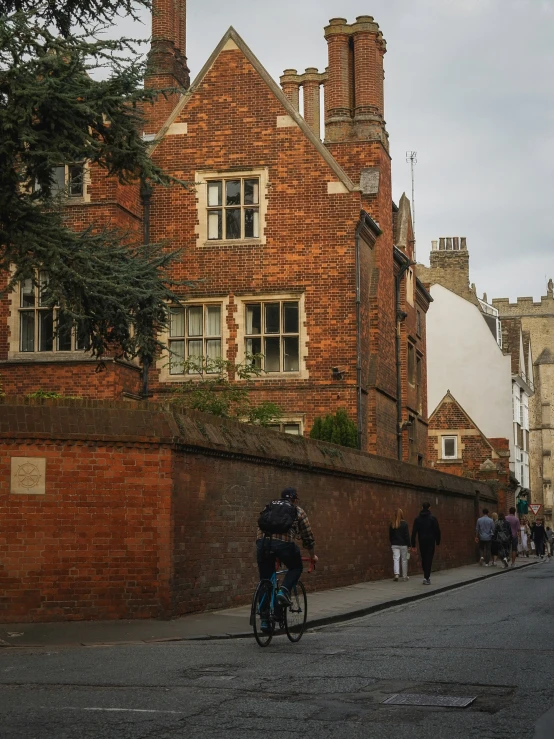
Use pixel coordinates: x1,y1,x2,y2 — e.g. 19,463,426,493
426,284,514,466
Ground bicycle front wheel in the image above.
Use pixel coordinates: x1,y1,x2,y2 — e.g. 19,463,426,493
252,580,274,647
285,580,307,643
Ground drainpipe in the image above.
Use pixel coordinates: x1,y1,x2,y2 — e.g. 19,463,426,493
395,258,414,461
140,180,153,400
355,218,364,450
354,211,382,451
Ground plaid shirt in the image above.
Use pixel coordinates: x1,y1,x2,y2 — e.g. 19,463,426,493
257,505,315,550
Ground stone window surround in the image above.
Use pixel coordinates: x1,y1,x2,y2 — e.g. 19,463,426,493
7,274,85,359
156,297,230,384
235,291,309,381
195,167,269,247
441,433,460,461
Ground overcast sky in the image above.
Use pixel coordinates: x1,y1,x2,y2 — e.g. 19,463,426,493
122,0,554,302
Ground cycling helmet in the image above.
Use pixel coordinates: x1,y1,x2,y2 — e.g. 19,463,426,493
281,487,298,501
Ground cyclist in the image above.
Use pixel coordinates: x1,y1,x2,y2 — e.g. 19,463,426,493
257,487,317,614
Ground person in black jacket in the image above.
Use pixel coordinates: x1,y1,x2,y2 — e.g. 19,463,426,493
411,502,441,585
389,508,411,582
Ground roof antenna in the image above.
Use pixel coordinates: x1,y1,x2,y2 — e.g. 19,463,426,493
406,151,417,261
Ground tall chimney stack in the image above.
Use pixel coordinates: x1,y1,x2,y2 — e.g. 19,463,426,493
323,16,387,146
146,0,190,91
324,18,354,142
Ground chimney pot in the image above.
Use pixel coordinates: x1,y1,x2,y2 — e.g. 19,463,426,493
431,240,438,251
439,238,446,250
460,237,467,250
328,17,348,25
446,238,453,250
453,237,459,250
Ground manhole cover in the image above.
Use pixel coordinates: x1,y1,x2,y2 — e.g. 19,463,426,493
383,694,477,708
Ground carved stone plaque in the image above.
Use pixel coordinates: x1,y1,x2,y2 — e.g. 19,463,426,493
10,457,46,495
360,168,380,195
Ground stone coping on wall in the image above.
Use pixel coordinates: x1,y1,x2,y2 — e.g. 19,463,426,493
0,396,495,500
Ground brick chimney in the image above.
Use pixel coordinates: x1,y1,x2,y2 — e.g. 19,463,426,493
146,0,190,91
323,18,354,142
323,16,387,146
280,69,301,111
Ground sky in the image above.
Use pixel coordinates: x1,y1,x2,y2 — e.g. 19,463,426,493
118,0,554,302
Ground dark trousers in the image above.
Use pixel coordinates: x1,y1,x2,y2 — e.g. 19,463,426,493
479,540,492,563
419,541,435,580
256,538,303,593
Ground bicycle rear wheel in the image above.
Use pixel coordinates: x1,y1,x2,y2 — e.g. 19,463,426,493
285,580,307,643
252,580,274,647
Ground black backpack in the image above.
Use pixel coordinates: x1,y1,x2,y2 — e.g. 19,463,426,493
258,499,298,535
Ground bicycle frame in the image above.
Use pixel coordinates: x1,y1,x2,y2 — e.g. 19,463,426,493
250,557,315,629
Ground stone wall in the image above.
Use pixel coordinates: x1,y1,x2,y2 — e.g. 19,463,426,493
0,399,495,622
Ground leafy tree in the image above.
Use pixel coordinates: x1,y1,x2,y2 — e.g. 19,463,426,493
0,0,184,379
309,409,358,448
169,356,282,427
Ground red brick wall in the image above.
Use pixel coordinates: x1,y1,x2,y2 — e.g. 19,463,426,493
0,400,495,622
0,360,141,400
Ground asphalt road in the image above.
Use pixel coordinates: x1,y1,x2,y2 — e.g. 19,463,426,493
1,562,553,739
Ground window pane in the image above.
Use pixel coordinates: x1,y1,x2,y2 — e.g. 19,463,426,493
187,339,203,373
75,320,88,351
284,424,301,436
244,208,259,238
20,312,35,351
52,165,66,195
226,208,241,239
226,180,241,206
169,340,185,375
39,271,52,307
444,438,456,458
207,181,222,207
283,302,299,334
39,310,54,351
265,303,280,334
265,337,280,372
208,210,222,240
244,179,259,205
206,339,221,365
284,337,299,372
57,311,72,351
246,304,261,334
68,165,84,197
246,338,262,367
170,308,185,338
20,278,35,308
187,306,203,337
206,306,221,336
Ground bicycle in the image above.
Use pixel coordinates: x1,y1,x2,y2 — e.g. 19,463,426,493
250,556,314,647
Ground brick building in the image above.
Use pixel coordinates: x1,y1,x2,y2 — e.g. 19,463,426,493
493,282,554,523
428,391,510,511
0,4,431,459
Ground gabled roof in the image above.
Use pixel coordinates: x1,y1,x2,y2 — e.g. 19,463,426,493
148,27,358,193
429,390,504,458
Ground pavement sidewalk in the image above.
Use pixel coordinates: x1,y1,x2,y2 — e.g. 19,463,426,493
0,558,540,648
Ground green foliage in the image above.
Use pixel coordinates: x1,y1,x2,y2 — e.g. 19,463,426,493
169,356,282,427
26,389,82,399
0,3,186,368
309,408,358,449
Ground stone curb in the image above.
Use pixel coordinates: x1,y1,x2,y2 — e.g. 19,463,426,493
0,561,539,648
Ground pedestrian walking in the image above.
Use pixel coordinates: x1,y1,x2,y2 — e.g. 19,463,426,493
475,508,495,566
519,518,530,557
494,512,512,567
389,508,411,582
532,519,547,559
546,527,553,559
505,507,521,568
411,502,441,585
491,511,500,566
